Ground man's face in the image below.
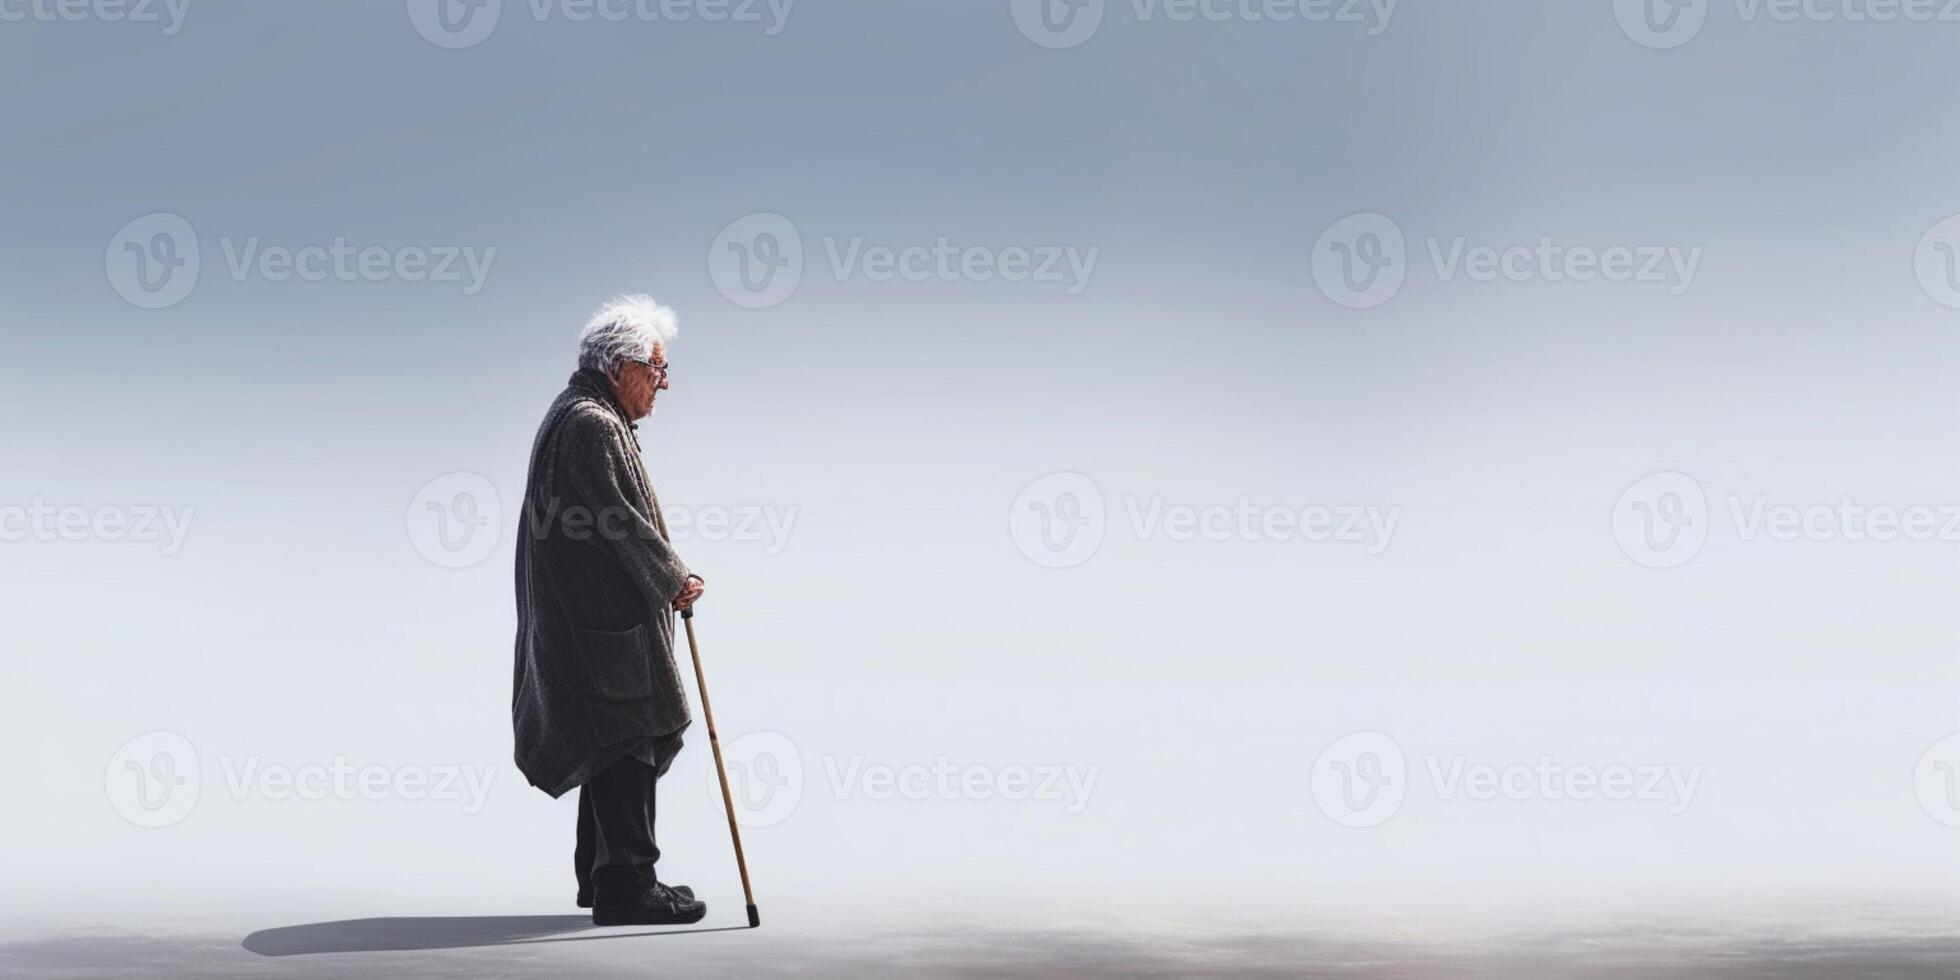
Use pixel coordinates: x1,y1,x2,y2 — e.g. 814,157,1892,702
607,344,670,420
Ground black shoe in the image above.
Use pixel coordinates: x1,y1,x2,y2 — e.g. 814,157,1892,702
579,884,691,909
592,883,708,926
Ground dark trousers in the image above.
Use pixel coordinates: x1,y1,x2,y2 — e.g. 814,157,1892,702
575,734,684,906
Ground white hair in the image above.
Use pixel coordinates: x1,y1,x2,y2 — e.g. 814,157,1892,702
578,294,678,374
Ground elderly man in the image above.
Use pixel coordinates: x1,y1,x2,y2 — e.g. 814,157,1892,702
513,295,708,926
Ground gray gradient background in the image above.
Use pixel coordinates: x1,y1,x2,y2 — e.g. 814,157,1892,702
7,0,1960,975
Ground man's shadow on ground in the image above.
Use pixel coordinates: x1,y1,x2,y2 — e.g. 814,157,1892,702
242,916,747,956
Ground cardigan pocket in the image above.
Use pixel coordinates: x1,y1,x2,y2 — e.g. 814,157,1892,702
573,623,653,701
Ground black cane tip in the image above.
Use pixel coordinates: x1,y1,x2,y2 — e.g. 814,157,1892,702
746,904,760,928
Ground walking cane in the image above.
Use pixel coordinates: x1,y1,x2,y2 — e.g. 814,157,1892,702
681,608,760,929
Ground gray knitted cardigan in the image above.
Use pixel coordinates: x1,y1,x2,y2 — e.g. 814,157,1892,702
512,369,694,798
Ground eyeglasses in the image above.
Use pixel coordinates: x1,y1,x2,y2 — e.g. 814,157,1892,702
627,356,670,382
